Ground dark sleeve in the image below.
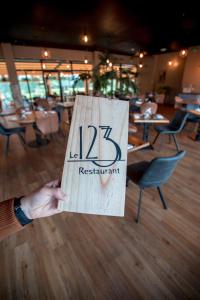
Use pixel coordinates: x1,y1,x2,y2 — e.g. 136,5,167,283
0,198,23,241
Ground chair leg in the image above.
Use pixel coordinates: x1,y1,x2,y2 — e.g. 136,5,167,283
172,134,180,151
157,186,167,209
18,133,26,146
4,135,10,155
168,134,171,144
153,132,160,145
136,189,143,223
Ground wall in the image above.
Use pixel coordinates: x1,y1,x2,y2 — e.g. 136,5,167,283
0,44,132,65
2,43,200,100
182,47,200,93
134,52,186,97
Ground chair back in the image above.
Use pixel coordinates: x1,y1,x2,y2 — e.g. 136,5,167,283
140,102,158,115
169,110,188,132
155,94,165,104
138,151,185,188
35,98,50,110
35,111,59,135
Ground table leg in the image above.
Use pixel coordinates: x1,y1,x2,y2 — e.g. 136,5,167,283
142,123,154,150
143,124,149,141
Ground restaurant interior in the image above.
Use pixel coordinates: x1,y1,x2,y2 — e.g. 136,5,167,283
0,1,200,299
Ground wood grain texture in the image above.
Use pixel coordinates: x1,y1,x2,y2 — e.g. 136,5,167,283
61,96,129,216
0,105,200,300
128,136,150,152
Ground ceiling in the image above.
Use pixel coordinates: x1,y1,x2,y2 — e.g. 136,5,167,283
0,0,200,55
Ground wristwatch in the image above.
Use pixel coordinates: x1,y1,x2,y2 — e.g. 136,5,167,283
14,197,33,226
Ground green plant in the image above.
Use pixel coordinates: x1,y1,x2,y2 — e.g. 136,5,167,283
156,85,172,95
92,52,138,97
118,69,138,96
73,72,91,95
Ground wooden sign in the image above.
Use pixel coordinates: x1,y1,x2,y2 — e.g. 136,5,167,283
59,95,129,216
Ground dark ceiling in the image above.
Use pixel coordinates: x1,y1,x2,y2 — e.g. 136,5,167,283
0,0,200,55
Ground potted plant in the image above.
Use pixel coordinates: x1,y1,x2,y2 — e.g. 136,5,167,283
155,85,172,104
73,72,91,95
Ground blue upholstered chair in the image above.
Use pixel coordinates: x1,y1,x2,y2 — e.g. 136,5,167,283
126,151,186,223
153,110,188,151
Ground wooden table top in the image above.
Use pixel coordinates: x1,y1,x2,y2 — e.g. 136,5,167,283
0,115,25,129
0,110,61,129
187,109,200,117
130,113,169,124
176,99,200,105
0,108,16,116
57,102,74,108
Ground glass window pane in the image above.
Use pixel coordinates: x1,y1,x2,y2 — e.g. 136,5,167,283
0,62,13,109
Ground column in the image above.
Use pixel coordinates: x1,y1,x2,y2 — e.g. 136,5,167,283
1,43,23,108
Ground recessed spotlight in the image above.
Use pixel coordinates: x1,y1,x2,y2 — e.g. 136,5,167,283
41,49,50,58
160,48,167,52
168,61,172,66
139,52,144,58
84,59,88,64
83,35,88,43
179,49,188,57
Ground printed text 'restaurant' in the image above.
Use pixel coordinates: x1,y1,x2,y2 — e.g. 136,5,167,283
79,167,120,175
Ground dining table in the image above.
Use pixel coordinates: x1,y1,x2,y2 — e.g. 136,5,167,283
0,107,16,117
130,113,170,142
0,111,53,147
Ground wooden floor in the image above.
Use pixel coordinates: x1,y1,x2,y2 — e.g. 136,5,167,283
0,106,200,300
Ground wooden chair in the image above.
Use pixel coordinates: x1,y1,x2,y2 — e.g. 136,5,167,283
34,111,59,144
174,96,184,109
140,102,158,115
35,98,50,111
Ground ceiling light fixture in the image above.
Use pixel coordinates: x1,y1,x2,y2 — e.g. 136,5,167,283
83,35,88,43
84,58,88,64
108,62,112,67
139,52,144,58
179,49,188,57
42,49,50,59
139,63,143,68
160,48,167,52
106,59,110,64
168,61,172,66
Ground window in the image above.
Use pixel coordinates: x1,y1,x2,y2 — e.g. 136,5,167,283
0,62,13,108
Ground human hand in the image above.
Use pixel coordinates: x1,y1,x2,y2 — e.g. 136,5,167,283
20,179,66,219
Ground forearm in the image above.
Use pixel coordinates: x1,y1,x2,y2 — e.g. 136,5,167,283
0,198,23,241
